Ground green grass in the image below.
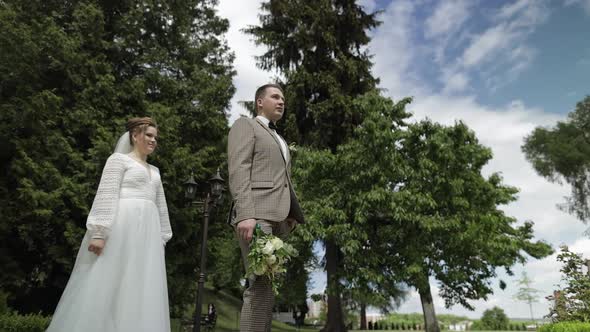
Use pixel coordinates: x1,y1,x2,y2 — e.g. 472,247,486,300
171,287,318,332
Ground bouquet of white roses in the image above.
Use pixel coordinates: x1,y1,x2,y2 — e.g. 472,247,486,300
246,224,298,294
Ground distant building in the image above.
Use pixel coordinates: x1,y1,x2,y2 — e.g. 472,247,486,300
307,300,323,319
448,321,472,331
365,312,384,323
272,309,295,324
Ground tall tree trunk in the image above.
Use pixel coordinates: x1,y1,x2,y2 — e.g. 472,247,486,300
419,280,440,332
528,300,535,323
321,240,347,332
360,302,367,330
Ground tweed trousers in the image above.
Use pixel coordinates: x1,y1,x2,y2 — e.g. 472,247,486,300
236,219,293,332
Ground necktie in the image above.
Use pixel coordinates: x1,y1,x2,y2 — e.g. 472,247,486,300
268,122,277,130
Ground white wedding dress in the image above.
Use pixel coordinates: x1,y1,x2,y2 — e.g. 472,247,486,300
47,152,173,332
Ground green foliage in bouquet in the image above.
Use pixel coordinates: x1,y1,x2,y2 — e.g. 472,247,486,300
246,225,298,295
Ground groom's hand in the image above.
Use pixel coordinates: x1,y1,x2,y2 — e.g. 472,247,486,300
286,218,297,231
237,218,257,242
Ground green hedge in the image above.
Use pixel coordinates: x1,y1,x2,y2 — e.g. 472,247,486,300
0,313,51,332
538,321,590,332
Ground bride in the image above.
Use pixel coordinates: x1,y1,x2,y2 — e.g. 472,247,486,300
47,117,173,332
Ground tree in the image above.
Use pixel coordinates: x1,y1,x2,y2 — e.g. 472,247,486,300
373,120,553,332
245,1,382,330
292,91,411,331
274,229,315,315
514,271,541,323
522,95,590,222
481,307,509,330
345,281,407,330
0,0,235,314
546,245,590,322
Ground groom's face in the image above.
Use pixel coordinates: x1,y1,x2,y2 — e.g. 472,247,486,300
258,87,285,123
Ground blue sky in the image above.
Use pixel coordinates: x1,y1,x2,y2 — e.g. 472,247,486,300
362,0,590,113
489,3,590,113
218,0,590,319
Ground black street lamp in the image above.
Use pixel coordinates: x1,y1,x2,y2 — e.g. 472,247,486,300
184,169,225,332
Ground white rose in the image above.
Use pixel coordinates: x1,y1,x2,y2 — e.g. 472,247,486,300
262,242,274,255
266,255,277,265
270,237,284,250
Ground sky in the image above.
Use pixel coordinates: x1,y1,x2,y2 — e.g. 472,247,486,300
216,0,590,320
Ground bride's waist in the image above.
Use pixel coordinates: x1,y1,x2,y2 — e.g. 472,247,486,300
119,188,156,202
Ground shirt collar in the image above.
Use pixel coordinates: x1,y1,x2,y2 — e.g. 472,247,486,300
256,115,271,127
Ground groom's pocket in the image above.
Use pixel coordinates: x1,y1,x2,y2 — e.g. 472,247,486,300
251,181,273,189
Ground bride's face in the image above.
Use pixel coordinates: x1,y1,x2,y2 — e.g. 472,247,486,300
133,126,158,156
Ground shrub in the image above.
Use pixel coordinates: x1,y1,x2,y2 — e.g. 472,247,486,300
547,246,590,322
481,306,509,330
0,291,9,315
0,313,51,332
538,321,590,332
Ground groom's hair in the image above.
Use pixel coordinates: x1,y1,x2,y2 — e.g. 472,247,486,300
255,83,283,113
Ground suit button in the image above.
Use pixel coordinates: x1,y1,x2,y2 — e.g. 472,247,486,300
284,184,288,188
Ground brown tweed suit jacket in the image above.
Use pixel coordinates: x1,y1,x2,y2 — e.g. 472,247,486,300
228,117,304,225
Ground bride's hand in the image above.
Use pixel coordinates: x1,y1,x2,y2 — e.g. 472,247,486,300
88,239,105,256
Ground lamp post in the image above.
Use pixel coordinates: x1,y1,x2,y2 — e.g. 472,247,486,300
184,169,225,332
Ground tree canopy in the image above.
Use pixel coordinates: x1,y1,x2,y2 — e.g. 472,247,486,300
523,96,590,222
0,0,235,314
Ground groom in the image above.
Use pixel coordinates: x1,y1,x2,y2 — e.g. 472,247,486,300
228,83,305,332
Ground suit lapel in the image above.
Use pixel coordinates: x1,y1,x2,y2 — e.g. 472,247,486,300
255,118,288,165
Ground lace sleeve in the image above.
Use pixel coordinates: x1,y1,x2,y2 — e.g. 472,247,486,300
155,168,172,246
86,153,127,240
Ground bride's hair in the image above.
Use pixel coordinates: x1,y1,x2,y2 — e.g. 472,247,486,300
126,117,157,145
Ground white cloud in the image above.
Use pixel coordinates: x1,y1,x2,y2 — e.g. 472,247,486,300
357,0,378,13
448,0,549,91
217,0,275,124
370,0,424,99
462,24,513,68
442,71,470,94
569,237,590,254
424,0,473,68
424,0,471,39
496,0,533,20
564,0,590,16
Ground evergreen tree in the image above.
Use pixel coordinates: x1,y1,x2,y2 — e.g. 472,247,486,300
0,0,235,314
514,271,542,324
